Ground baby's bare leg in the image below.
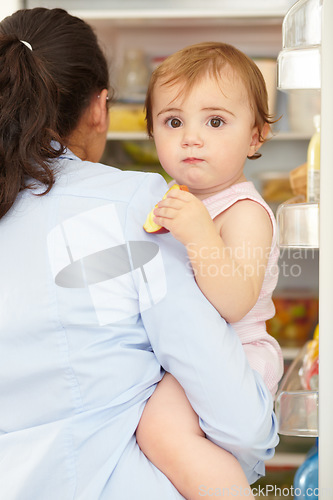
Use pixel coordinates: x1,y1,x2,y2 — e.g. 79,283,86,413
136,373,254,500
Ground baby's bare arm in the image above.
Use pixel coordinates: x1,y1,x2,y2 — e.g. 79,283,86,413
154,192,273,323
189,200,273,322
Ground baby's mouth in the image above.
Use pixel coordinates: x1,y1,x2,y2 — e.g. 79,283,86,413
183,157,204,164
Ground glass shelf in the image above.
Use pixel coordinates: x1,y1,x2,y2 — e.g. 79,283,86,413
26,0,293,17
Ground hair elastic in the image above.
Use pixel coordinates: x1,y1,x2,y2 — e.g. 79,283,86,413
20,40,33,51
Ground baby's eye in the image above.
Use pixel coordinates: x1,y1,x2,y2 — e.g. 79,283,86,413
208,117,224,128
167,118,182,128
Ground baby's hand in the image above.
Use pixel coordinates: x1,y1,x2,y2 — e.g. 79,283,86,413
143,184,189,235
153,188,217,246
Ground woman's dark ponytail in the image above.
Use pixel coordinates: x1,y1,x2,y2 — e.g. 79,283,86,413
0,35,61,218
0,8,111,219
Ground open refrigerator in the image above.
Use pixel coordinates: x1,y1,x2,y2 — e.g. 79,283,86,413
274,0,333,494
2,0,331,494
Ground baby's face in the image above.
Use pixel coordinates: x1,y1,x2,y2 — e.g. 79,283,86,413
151,69,260,198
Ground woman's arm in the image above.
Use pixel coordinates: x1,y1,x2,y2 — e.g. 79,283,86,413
126,174,279,485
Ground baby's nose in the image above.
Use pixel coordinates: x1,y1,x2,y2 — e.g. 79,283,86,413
181,126,203,147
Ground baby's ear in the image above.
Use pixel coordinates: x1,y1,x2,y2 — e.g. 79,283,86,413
248,123,270,157
251,123,270,145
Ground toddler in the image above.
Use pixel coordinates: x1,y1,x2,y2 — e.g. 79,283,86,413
137,42,283,499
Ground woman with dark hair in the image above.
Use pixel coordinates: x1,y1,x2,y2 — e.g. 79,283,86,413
0,8,278,500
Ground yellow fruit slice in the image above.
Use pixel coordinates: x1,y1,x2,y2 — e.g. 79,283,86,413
143,184,189,233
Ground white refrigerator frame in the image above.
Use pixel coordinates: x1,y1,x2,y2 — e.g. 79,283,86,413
318,0,333,494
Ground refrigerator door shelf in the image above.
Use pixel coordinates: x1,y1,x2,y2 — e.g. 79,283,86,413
275,342,318,437
277,198,319,248
282,0,322,49
277,46,321,90
277,0,322,90
276,390,318,437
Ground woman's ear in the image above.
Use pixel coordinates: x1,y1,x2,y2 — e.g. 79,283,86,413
90,88,109,134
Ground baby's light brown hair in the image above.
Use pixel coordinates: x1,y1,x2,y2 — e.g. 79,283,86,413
145,42,275,159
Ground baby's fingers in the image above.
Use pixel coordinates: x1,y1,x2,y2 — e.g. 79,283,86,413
165,188,193,201
153,205,179,220
157,197,185,210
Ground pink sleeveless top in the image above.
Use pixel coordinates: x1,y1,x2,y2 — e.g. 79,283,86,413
203,181,283,396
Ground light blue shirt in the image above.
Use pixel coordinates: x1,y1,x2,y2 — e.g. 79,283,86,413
0,150,278,499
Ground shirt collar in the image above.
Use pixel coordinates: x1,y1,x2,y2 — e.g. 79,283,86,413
58,148,78,161
51,140,80,162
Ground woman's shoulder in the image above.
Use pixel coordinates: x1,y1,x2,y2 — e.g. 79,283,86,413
53,156,168,203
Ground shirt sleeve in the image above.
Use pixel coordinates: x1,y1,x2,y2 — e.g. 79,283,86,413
125,173,279,484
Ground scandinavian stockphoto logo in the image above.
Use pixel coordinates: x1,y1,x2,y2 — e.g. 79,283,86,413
47,203,167,325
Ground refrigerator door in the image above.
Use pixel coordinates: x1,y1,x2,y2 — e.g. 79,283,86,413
276,0,333,494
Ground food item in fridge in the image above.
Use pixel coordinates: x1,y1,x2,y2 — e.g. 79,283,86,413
108,104,146,132
307,114,320,203
267,292,319,347
300,324,319,391
289,162,307,198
